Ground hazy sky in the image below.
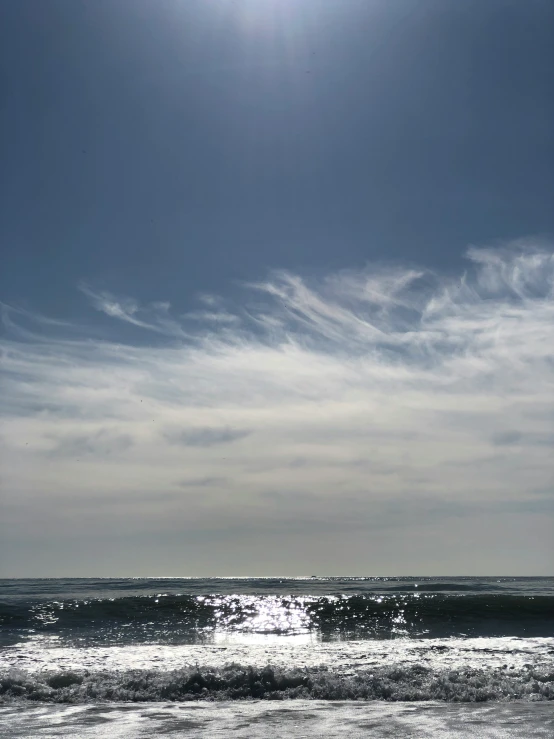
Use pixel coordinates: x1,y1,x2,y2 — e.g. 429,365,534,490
1,0,553,576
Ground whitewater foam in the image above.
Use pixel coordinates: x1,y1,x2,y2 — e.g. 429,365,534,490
1,636,553,704
2,701,553,738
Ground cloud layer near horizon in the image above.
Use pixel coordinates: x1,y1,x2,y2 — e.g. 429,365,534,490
1,241,553,575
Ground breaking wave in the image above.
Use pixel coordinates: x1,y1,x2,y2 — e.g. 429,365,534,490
1,662,553,704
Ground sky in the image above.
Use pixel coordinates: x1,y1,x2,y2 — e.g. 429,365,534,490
0,0,553,576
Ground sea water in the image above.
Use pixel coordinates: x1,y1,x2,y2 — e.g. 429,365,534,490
1,577,552,737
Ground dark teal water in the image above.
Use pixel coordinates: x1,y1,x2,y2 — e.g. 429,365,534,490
1,577,552,647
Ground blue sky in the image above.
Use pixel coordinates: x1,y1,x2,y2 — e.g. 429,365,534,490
0,0,553,575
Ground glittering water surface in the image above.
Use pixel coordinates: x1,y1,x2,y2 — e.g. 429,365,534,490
2,577,552,648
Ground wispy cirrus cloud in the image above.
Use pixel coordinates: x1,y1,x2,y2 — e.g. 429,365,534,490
1,240,553,574
79,283,190,338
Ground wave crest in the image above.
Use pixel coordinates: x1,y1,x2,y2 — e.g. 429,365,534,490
2,662,553,704
2,594,553,645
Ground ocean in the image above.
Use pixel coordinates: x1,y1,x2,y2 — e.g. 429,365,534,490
1,577,553,737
